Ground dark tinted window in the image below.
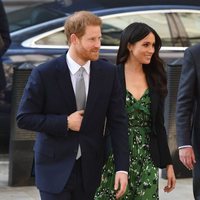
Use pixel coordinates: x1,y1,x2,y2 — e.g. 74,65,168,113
7,6,65,32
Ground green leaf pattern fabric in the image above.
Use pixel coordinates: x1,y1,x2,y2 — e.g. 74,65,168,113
95,89,159,200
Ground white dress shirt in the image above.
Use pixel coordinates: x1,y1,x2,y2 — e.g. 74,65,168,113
66,52,90,98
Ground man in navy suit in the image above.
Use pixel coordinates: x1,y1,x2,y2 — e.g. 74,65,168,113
17,11,129,200
176,43,200,200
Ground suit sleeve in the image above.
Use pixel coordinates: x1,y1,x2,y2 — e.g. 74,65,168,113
157,96,172,167
106,67,129,172
0,1,11,56
16,68,68,137
176,48,196,147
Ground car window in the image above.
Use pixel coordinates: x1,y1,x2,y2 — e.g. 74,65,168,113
31,10,200,49
34,12,171,47
101,12,171,46
35,30,67,46
8,6,65,32
177,12,200,46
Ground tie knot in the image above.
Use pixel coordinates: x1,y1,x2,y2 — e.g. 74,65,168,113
78,67,85,76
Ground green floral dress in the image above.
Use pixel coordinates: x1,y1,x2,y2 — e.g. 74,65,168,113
95,89,159,200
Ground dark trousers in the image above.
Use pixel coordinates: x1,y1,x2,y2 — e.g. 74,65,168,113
40,158,94,200
193,157,200,200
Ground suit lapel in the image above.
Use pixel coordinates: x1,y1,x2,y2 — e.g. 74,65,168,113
146,75,158,125
55,55,76,113
85,61,101,112
77,61,102,129
55,57,103,115
54,58,106,116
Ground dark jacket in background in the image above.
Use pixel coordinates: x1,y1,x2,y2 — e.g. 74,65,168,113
176,43,200,199
0,0,11,91
176,44,200,160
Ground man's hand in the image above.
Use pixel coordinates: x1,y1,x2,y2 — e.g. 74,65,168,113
114,172,128,199
67,110,84,131
179,147,196,170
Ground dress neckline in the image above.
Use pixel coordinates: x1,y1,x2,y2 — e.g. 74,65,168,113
126,88,149,102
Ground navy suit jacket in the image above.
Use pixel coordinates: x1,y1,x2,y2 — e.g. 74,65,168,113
118,64,172,168
17,54,129,194
176,44,200,159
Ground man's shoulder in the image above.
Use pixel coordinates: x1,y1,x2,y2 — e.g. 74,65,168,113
93,58,116,69
35,55,65,72
187,43,200,54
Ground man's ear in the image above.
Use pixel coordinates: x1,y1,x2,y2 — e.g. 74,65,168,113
70,33,78,45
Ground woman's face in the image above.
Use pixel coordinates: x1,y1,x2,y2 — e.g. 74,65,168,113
128,32,155,65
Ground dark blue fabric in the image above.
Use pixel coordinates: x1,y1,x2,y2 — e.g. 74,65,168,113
176,44,200,199
0,0,11,91
16,54,129,195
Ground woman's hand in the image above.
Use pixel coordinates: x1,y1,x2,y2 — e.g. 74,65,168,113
163,164,176,193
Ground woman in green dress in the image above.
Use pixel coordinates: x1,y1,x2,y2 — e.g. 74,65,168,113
95,22,176,199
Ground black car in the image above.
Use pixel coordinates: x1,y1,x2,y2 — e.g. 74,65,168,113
1,1,200,153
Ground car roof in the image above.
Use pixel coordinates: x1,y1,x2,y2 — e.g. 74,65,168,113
8,1,200,33
19,1,200,13
10,4,200,39
93,4,200,16
53,0,200,10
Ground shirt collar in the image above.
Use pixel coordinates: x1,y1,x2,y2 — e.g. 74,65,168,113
66,52,90,75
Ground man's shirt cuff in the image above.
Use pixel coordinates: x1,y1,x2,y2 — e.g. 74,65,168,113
178,145,192,149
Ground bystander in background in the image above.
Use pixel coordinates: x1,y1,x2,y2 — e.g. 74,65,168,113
176,43,200,200
0,0,11,102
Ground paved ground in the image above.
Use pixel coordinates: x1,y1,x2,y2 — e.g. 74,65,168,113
0,154,194,200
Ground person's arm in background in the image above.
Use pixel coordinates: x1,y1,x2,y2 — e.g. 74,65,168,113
0,0,11,56
176,47,196,170
0,0,11,94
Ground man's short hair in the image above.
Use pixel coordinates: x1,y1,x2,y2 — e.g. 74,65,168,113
64,11,102,45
